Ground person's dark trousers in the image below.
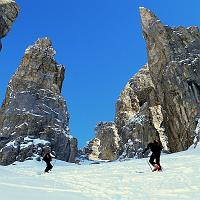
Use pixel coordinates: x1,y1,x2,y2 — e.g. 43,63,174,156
45,161,53,172
149,153,161,167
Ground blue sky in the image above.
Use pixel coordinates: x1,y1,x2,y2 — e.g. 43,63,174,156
0,0,200,147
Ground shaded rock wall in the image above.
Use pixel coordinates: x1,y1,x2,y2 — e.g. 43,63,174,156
0,0,19,49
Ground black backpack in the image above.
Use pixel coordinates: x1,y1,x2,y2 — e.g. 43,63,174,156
43,154,49,162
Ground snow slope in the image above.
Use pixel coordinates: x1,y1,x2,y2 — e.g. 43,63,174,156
0,146,200,200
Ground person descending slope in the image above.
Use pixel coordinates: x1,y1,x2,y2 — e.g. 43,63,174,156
43,152,55,173
142,140,162,172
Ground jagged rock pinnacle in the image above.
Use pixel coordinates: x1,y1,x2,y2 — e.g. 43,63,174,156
25,37,56,59
20,38,64,94
139,7,162,36
0,38,77,165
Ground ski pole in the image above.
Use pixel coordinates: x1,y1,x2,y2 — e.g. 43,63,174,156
52,159,56,167
146,157,153,171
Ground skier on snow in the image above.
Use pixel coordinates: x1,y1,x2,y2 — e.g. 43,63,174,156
142,140,162,171
43,152,55,173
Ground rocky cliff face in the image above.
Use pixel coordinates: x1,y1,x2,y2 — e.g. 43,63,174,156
88,8,200,160
0,38,77,165
115,64,165,149
0,0,19,49
140,7,200,152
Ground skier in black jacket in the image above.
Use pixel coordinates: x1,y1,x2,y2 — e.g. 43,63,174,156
142,140,162,171
43,152,54,173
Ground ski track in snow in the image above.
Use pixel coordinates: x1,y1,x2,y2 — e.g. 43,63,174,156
0,147,200,200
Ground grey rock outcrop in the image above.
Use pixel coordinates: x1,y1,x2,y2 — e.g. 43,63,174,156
84,122,120,161
0,38,77,165
95,122,120,160
87,7,200,160
0,0,19,49
83,138,101,160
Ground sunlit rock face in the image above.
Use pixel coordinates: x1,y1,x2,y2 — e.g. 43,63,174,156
95,122,120,160
0,0,19,49
84,122,120,161
83,138,101,161
0,38,77,165
115,64,163,154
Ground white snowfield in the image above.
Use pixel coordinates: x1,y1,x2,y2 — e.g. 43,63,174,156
0,146,200,200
